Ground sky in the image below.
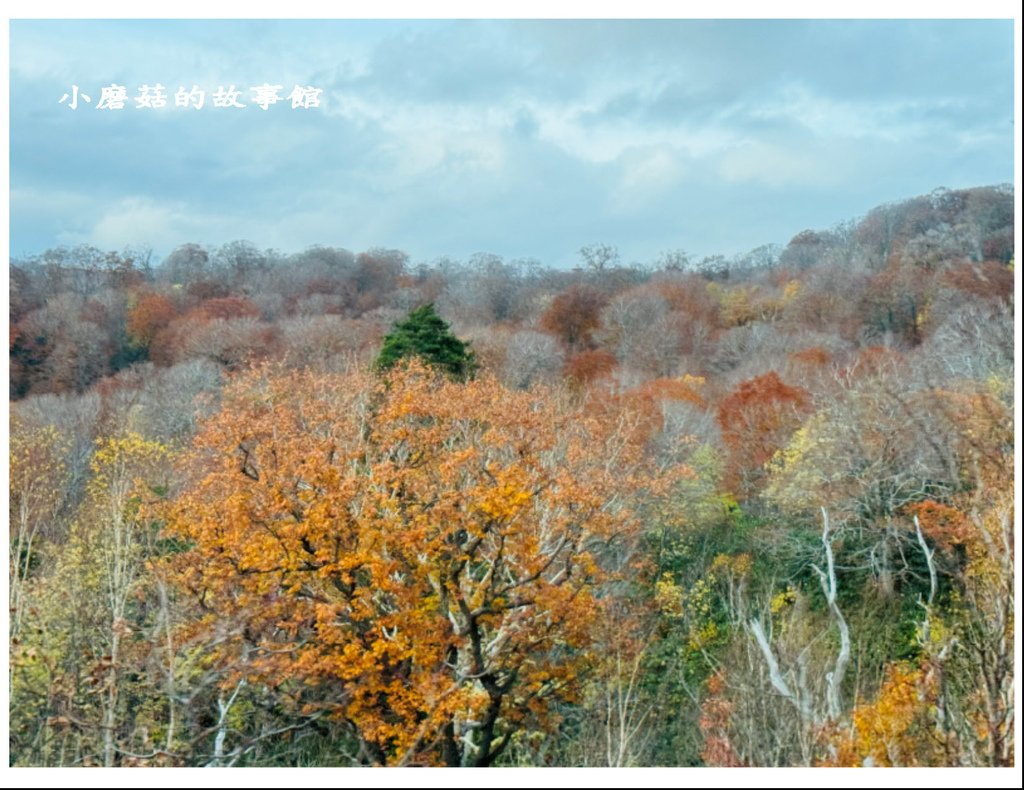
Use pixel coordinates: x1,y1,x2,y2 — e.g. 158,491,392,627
8,18,1015,268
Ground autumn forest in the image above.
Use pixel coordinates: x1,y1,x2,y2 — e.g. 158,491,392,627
7,184,1015,767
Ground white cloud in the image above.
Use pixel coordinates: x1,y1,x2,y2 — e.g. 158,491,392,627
718,140,846,188
745,82,954,143
65,196,213,251
609,145,687,214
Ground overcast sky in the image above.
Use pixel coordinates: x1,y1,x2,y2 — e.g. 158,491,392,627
8,19,1014,267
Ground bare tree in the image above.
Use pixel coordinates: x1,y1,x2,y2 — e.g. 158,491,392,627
746,509,851,763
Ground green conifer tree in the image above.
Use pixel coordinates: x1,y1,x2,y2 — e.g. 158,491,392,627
375,303,477,379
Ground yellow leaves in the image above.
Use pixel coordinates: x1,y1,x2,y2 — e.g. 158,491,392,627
9,420,70,584
477,477,533,522
983,371,1012,407
688,620,718,652
658,567,729,658
654,573,683,617
769,585,797,615
829,662,938,767
914,302,929,328
679,373,706,392
87,432,169,502
686,577,714,619
710,552,751,579
90,432,169,472
914,613,947,651
764,413,837,514
10,421,68,488
718,286,757,327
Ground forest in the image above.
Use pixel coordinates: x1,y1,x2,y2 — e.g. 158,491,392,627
7,183,1015,767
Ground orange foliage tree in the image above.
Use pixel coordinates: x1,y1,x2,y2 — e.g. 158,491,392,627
540,284,606,351
716,372,811,499
125,292,177,350
825,662,941,766
699,674,745,767
159,361,682,766
565,349,617,386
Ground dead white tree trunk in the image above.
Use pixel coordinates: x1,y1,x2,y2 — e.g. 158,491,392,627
207,678,246,768
913,514,937,646
748,508,851,729
811,507,851,722
748,617,813,723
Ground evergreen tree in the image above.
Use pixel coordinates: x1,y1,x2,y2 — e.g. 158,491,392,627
375,303,476,379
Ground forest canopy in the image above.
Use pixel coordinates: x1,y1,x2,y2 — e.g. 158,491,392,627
8,184,1016,767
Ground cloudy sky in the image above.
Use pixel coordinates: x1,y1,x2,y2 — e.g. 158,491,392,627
8,19,1014,267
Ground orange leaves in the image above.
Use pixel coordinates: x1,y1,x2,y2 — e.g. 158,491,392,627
909,500,972,554
159,360,683,764
788,346,831,369
565,349,617,386
716,372,811,498
125,292,177,349
148,296,275,369
540,284,606,351
475,466,534,523
826,662,940,767
717,372,810,453
699,674,744,767
627,375,707,416
941,260,1014,304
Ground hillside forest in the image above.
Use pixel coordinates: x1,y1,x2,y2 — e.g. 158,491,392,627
7,184,1016,767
